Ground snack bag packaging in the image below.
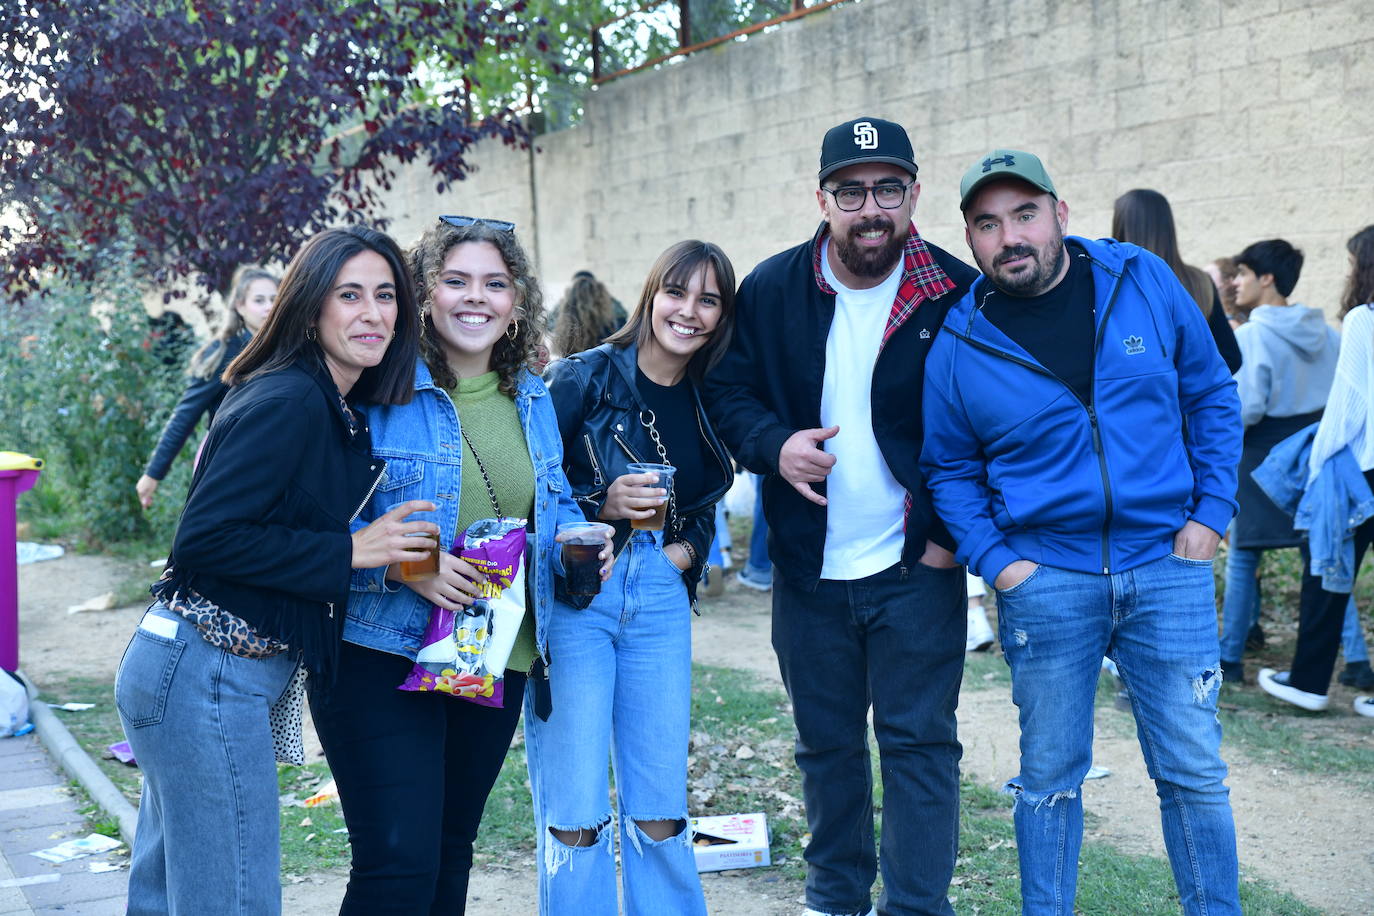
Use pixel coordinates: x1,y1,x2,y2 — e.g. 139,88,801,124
398,516,528,708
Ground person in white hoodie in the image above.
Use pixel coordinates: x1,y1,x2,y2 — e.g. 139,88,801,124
1220,239,1340,683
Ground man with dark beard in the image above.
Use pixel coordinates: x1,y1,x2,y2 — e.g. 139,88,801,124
705,118,977,916
920,150,1243,915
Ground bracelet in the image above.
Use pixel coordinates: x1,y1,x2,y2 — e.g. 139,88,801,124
676,540,699,568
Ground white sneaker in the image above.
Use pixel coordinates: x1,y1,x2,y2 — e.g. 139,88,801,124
1257,668,1329,712
1354,696,1374,718
967,601,995,652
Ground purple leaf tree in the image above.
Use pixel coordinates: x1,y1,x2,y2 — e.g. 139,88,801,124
0,0,547,310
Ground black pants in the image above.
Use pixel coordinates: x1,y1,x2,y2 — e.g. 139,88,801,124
308,641,526,915
1293,513,1374,695
772,561,965,916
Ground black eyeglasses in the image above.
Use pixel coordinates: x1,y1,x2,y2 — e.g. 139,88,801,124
439,214,516,232
822,179,915,212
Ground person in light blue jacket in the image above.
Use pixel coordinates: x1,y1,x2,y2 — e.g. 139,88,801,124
307,217,607,915
920,150,1243,916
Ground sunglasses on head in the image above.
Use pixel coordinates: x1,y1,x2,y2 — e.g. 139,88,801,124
439,215,516,232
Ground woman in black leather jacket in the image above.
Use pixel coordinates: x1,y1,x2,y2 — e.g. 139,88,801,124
526,241,735,914
136,265,279,508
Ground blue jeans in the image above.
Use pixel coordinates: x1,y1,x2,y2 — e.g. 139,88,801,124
995,555,1240,916
773,561,964,916
1218,546,1262,663
523,530,705,916
116,604,299,915
747,476,770,575
1222,546,1367,664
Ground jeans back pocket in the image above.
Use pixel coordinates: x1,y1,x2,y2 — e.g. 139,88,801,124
115,628,186,728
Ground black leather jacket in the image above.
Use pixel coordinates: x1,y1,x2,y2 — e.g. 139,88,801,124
545,342,733,603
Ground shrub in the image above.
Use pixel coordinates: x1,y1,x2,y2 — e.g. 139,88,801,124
0,266,191,549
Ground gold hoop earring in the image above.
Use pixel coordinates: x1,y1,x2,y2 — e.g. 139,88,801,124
305,326,318,342
506,318,521,342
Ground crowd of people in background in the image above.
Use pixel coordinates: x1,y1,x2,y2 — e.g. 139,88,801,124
119,115,1374,916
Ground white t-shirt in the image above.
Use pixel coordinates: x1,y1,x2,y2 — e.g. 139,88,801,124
818,239,907,580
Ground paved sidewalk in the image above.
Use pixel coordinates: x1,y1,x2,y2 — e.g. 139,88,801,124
0,732,128,915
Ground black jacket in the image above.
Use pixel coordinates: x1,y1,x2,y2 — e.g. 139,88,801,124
545,342,733,603
143,331,251,480
704,226,978,590
152,357,384,676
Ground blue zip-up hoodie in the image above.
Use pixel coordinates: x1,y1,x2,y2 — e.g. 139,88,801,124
920,236,1242,584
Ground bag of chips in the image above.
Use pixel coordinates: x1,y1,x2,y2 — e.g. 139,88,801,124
397,516,528,708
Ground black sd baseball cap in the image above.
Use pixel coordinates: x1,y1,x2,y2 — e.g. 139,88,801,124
818,117,918,183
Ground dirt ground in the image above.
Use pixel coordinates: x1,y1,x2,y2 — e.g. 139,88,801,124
16,552,1374,915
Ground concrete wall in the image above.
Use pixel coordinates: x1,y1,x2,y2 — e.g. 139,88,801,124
380,0,1374,316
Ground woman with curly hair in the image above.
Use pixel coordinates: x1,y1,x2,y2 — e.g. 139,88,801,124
136,264,278,508
550,269,623,357
307,216,608,914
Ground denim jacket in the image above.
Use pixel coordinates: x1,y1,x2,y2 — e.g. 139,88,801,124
344,359,584,663
1252,422,1374,592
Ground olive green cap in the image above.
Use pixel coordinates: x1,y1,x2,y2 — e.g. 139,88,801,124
959,149,1057,211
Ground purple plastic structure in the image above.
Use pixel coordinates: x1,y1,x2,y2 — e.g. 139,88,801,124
1,465,42,673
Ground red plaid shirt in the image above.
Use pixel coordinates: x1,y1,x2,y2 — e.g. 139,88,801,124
812,222,956,352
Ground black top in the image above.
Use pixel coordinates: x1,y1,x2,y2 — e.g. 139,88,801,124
635,367,708,509
1206,287,1243,375
143,331,251,480
981,243,1095,405
702,224,979,590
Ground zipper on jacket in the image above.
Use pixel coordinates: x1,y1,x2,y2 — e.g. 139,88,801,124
349,463,387,524
612,431,642,463
1087,267,1125,574
582,434,606,489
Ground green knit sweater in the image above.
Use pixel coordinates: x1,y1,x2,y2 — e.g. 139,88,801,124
448,372,537,674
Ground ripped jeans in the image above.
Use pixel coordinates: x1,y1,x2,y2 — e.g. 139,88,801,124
995,554,1240,916
523,530,705,916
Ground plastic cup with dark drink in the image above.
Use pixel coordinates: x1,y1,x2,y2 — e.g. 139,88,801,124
557,521,614,596
627,462,675,531
398,507,441,583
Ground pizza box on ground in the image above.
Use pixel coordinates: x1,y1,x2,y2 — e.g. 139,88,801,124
690,812,771,872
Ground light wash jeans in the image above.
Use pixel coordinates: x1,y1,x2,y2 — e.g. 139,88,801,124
524,530,705,916
116,603,298,915
995,555,1240,916
1221,546,1367,664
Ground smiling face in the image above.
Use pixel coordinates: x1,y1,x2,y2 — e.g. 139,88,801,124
817,162,918,288
964,178,1071,297
315,250,398,394
428,240,518,379
236,277,277,334
637,264,724,384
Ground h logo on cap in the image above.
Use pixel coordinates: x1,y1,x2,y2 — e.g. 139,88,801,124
982,154,1016,172
853,121,879,150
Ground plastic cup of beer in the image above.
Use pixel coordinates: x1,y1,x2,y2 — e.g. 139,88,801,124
627,462,675,531
557,521,614,596
398,508,441,583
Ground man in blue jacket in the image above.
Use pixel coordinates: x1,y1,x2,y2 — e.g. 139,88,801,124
707,118,977,916
920,150,1243,915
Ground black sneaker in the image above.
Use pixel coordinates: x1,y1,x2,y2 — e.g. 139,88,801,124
1220,659,1245,685
1245,622,1266,651
1337,661,1374,690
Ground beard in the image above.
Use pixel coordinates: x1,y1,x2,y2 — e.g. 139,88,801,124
833,216,909,279
977,223,1068,297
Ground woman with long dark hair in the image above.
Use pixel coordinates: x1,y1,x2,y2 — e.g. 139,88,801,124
306,217,607,914
1111,188,1241,372
1259,225,1374,716
115,227,433,914
526,240,736,914
136,264,278,508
